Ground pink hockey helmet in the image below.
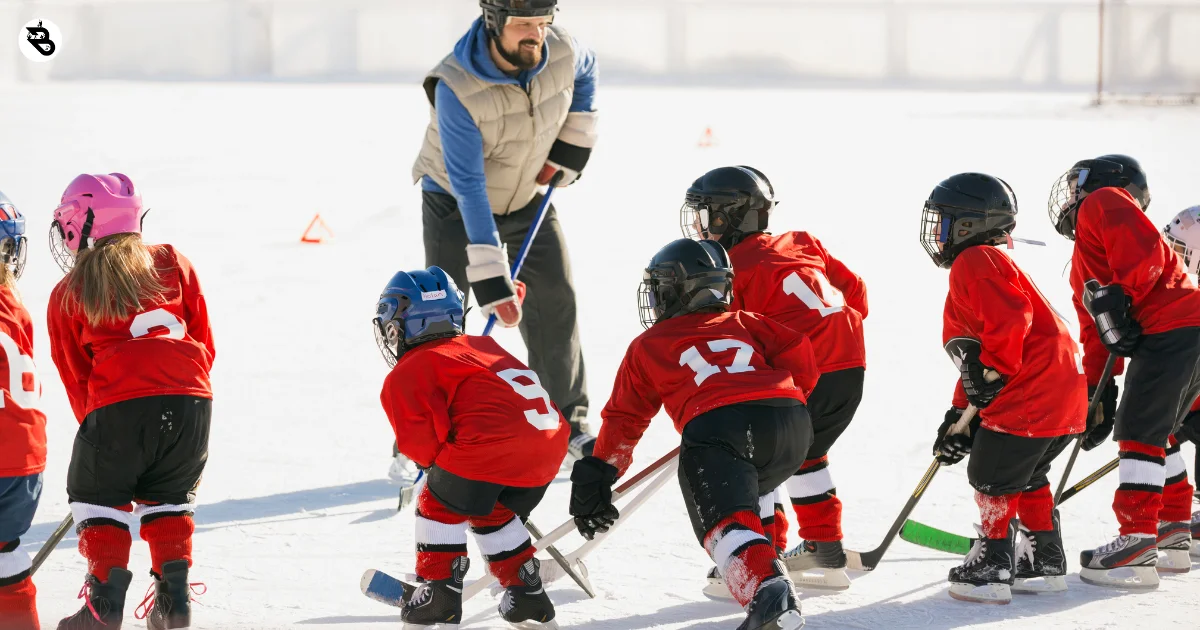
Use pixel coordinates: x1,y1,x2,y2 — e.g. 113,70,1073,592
50,173,145,272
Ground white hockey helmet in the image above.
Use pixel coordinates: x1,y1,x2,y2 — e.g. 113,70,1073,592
1163,205,1200,275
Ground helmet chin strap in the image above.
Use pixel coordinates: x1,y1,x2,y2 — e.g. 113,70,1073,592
80,208,96,251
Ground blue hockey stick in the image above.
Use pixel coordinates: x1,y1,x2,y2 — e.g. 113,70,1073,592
481,170,564,336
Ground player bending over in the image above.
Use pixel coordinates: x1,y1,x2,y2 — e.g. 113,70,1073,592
0,192,44,630
374,267,568,629
681,166,867,591
569,238,818,630
1049,154,1200,588
921,173,1086,604
48,174,215,629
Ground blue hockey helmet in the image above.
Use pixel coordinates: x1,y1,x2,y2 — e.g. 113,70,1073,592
373,266,466,367
0,191,27,279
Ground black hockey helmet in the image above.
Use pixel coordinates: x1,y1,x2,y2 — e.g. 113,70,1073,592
1049,154,1150,240
638,238,734,328
681,166,775,249
480,0,557,38
920,173,1018,269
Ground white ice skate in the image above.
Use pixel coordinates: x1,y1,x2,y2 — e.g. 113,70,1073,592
388,448,425,509
1190,511,1200,559
1155,521,1192,574
1078,534,1160,589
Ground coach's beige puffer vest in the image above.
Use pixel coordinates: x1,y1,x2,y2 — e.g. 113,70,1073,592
412,26,576,216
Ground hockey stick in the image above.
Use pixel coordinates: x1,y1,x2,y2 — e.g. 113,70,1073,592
901,456,1121,555
361,447,680,607
30,513,74,576
1054,352,1118,503
481,170,564,336
526,519,595,598
786,405,979,573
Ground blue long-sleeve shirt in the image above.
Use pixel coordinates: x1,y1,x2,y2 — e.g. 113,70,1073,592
421,18,597,247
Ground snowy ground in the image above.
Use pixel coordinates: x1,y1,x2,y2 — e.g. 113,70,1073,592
1,82,1198,629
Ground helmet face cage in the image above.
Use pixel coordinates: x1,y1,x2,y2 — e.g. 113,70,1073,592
0,237,28,279
1164,233,1198,276
920,201,952,268
638,267,678,329
680,193,743,242
372,294,412,368
1048,166,1090,240
49,222,76,274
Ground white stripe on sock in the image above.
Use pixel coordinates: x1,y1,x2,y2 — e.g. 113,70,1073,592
471,518,530,558
1119,458,1166,488
1165,451,1187,480
134,502,195,520
414,515,467,546
712,528,768,572
787,466,835,499
70,503,135,528
0,547,31,580
758,494,774,519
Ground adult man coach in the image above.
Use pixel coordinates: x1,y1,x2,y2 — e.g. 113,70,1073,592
412,0,598,459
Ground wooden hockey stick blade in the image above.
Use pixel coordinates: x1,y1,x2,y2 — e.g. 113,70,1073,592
527,520,595,598
462,448,680,600
30,513,73,576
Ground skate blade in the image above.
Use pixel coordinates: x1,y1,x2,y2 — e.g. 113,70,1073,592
1012,575,1067,594
787,567,851,591
506,620,560,629
702,575,735,600
948,582,1012,604
403,624,458,630
1156,548,1192,573
1079,565,1160,589
767,609,806,630
1190,540,1200,559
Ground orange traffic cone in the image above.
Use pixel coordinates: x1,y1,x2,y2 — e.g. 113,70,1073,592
301,213,334,243
698,126,715,148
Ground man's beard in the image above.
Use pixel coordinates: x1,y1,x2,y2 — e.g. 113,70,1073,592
496,37,542,71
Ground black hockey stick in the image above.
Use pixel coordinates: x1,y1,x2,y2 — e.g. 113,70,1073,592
30,513,73,576
1053,352,1118,503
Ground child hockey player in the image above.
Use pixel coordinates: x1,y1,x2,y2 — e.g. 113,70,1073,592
1159,204,1200,567
922,172,1086,604
47,173,214,629
374,266,568,629
0,192,44,630
682,165,867,590
569,238,819,630
1049,155,1200,588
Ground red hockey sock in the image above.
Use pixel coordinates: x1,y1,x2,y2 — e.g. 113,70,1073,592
414,486,468,582
788,457,843,542
0,576,39,630
469,507,534,588
975,492,1019,540
1161,437,1194,523
140,514,195,575
1017,485,1055,532
1114,441,1166,536
703,511,780,607
773,503,789,553
78,524,132,582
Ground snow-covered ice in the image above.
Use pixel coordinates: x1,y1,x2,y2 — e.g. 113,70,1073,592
1,82,1198,628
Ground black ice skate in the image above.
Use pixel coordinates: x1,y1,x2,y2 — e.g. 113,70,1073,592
1013,512,1067,594
947,525,1014,604
1155,521,1192,574
737,564,804,630
781,540,851,591
58,568,133,630
1079,533,1159,589
498,558,559,629
402,556,468,628
136,560,200,630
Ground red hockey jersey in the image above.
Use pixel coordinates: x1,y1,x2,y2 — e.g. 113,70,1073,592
381,335,569,487
944,246,1086,438
48,245,215,422
0,285,46,477
1071,187,1200,386
594,310,820,475
728,232,868,373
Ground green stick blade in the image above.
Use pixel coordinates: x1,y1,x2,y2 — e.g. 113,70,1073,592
899,519,974,555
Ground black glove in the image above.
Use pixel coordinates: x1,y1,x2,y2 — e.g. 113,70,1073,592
1081,382,1118,451
933,407,979,466
945,338,1005,409
1175,410,1200,445
1083,282,1142,357
569,456,620,540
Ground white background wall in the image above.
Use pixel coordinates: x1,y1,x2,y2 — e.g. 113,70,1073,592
2,0,1198,94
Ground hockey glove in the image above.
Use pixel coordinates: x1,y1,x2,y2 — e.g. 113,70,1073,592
1174,410,1200,445
536,112,597,187
1083,283,1142,357
465,244,526,328
945,338,1005,409
569,456,620,540
933,407,979,466
1081,382,1118,451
